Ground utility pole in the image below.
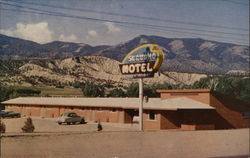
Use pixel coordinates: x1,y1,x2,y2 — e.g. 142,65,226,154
139,78,143,131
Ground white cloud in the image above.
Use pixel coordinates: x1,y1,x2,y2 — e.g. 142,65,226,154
88,30,97,37
104,22,121,33
0,22,54,44
59,34,78,42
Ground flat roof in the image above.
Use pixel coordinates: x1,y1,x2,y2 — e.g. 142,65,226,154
156,89,211,93
2,97,214,110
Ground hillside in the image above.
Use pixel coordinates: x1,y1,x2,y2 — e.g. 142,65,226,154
0,34,249,75
0,56,207,87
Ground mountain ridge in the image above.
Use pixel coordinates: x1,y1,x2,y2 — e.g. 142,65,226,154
0,34,249,75
0,56,208,87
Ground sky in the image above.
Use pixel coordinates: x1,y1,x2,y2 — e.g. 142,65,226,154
0,0,249,46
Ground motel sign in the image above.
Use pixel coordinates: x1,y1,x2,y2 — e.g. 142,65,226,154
119,44,164,78
119,44,164,131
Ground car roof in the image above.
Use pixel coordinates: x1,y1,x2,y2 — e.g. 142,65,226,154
63,112,76,114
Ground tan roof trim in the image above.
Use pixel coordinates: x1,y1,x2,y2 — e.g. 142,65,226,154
156,89,211,93
2,97,215,110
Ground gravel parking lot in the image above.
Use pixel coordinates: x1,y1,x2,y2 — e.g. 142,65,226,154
1,117,249,158
2,117,138,134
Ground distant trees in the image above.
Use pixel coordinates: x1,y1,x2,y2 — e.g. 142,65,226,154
0,84,41,103
74,76,249,105
192,76,250,104
0,83,14,103
125,82,139,97
16,88,41,96
107,88,126,97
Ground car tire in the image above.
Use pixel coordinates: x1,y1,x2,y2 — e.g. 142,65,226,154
58,122,62,125
67,122,70,125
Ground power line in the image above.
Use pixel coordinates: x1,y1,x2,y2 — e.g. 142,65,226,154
0,1,248,39
3,0,248,32
1,7,248,45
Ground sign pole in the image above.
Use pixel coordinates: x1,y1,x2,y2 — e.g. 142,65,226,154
139,77,143,131
119,44,164,131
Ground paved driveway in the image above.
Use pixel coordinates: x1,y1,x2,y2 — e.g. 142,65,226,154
1,117,249,158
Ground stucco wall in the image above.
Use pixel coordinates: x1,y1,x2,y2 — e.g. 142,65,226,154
160,92,210,104
143,110,161,130
210,93,250,129
160,111,179,129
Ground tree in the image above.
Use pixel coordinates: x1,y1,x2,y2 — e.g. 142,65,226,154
22,117,35,133
97,122,103,131
0,119,6,133
82,82,104,97
125,82,139,97
107,88,126,97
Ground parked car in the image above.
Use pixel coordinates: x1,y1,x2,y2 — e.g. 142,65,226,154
56,112,85,125
0,110,21,118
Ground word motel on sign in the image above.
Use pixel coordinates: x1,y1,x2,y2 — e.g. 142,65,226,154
121,63,153,74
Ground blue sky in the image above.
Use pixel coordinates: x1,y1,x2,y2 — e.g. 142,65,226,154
0,0,249,45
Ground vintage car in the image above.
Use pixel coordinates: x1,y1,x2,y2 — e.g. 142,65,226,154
0,110,21,118
56,112,85,125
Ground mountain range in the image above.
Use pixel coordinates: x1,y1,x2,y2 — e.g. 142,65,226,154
0,34,249,75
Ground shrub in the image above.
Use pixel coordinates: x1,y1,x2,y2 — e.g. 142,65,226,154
97,122,103,131
0,120,6,133
22,117,35,133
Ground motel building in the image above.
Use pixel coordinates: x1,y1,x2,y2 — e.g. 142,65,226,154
1,89,249,130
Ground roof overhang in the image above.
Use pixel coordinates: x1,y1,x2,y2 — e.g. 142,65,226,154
2,97,215,110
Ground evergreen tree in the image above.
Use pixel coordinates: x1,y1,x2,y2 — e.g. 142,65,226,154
22,117,35,133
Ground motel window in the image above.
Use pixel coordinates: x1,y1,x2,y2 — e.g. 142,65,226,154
111,108,117,112
81,107,85,110
148,111,156,120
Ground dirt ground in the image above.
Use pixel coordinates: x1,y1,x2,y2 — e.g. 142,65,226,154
1,117,249,158
1,117,138,134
